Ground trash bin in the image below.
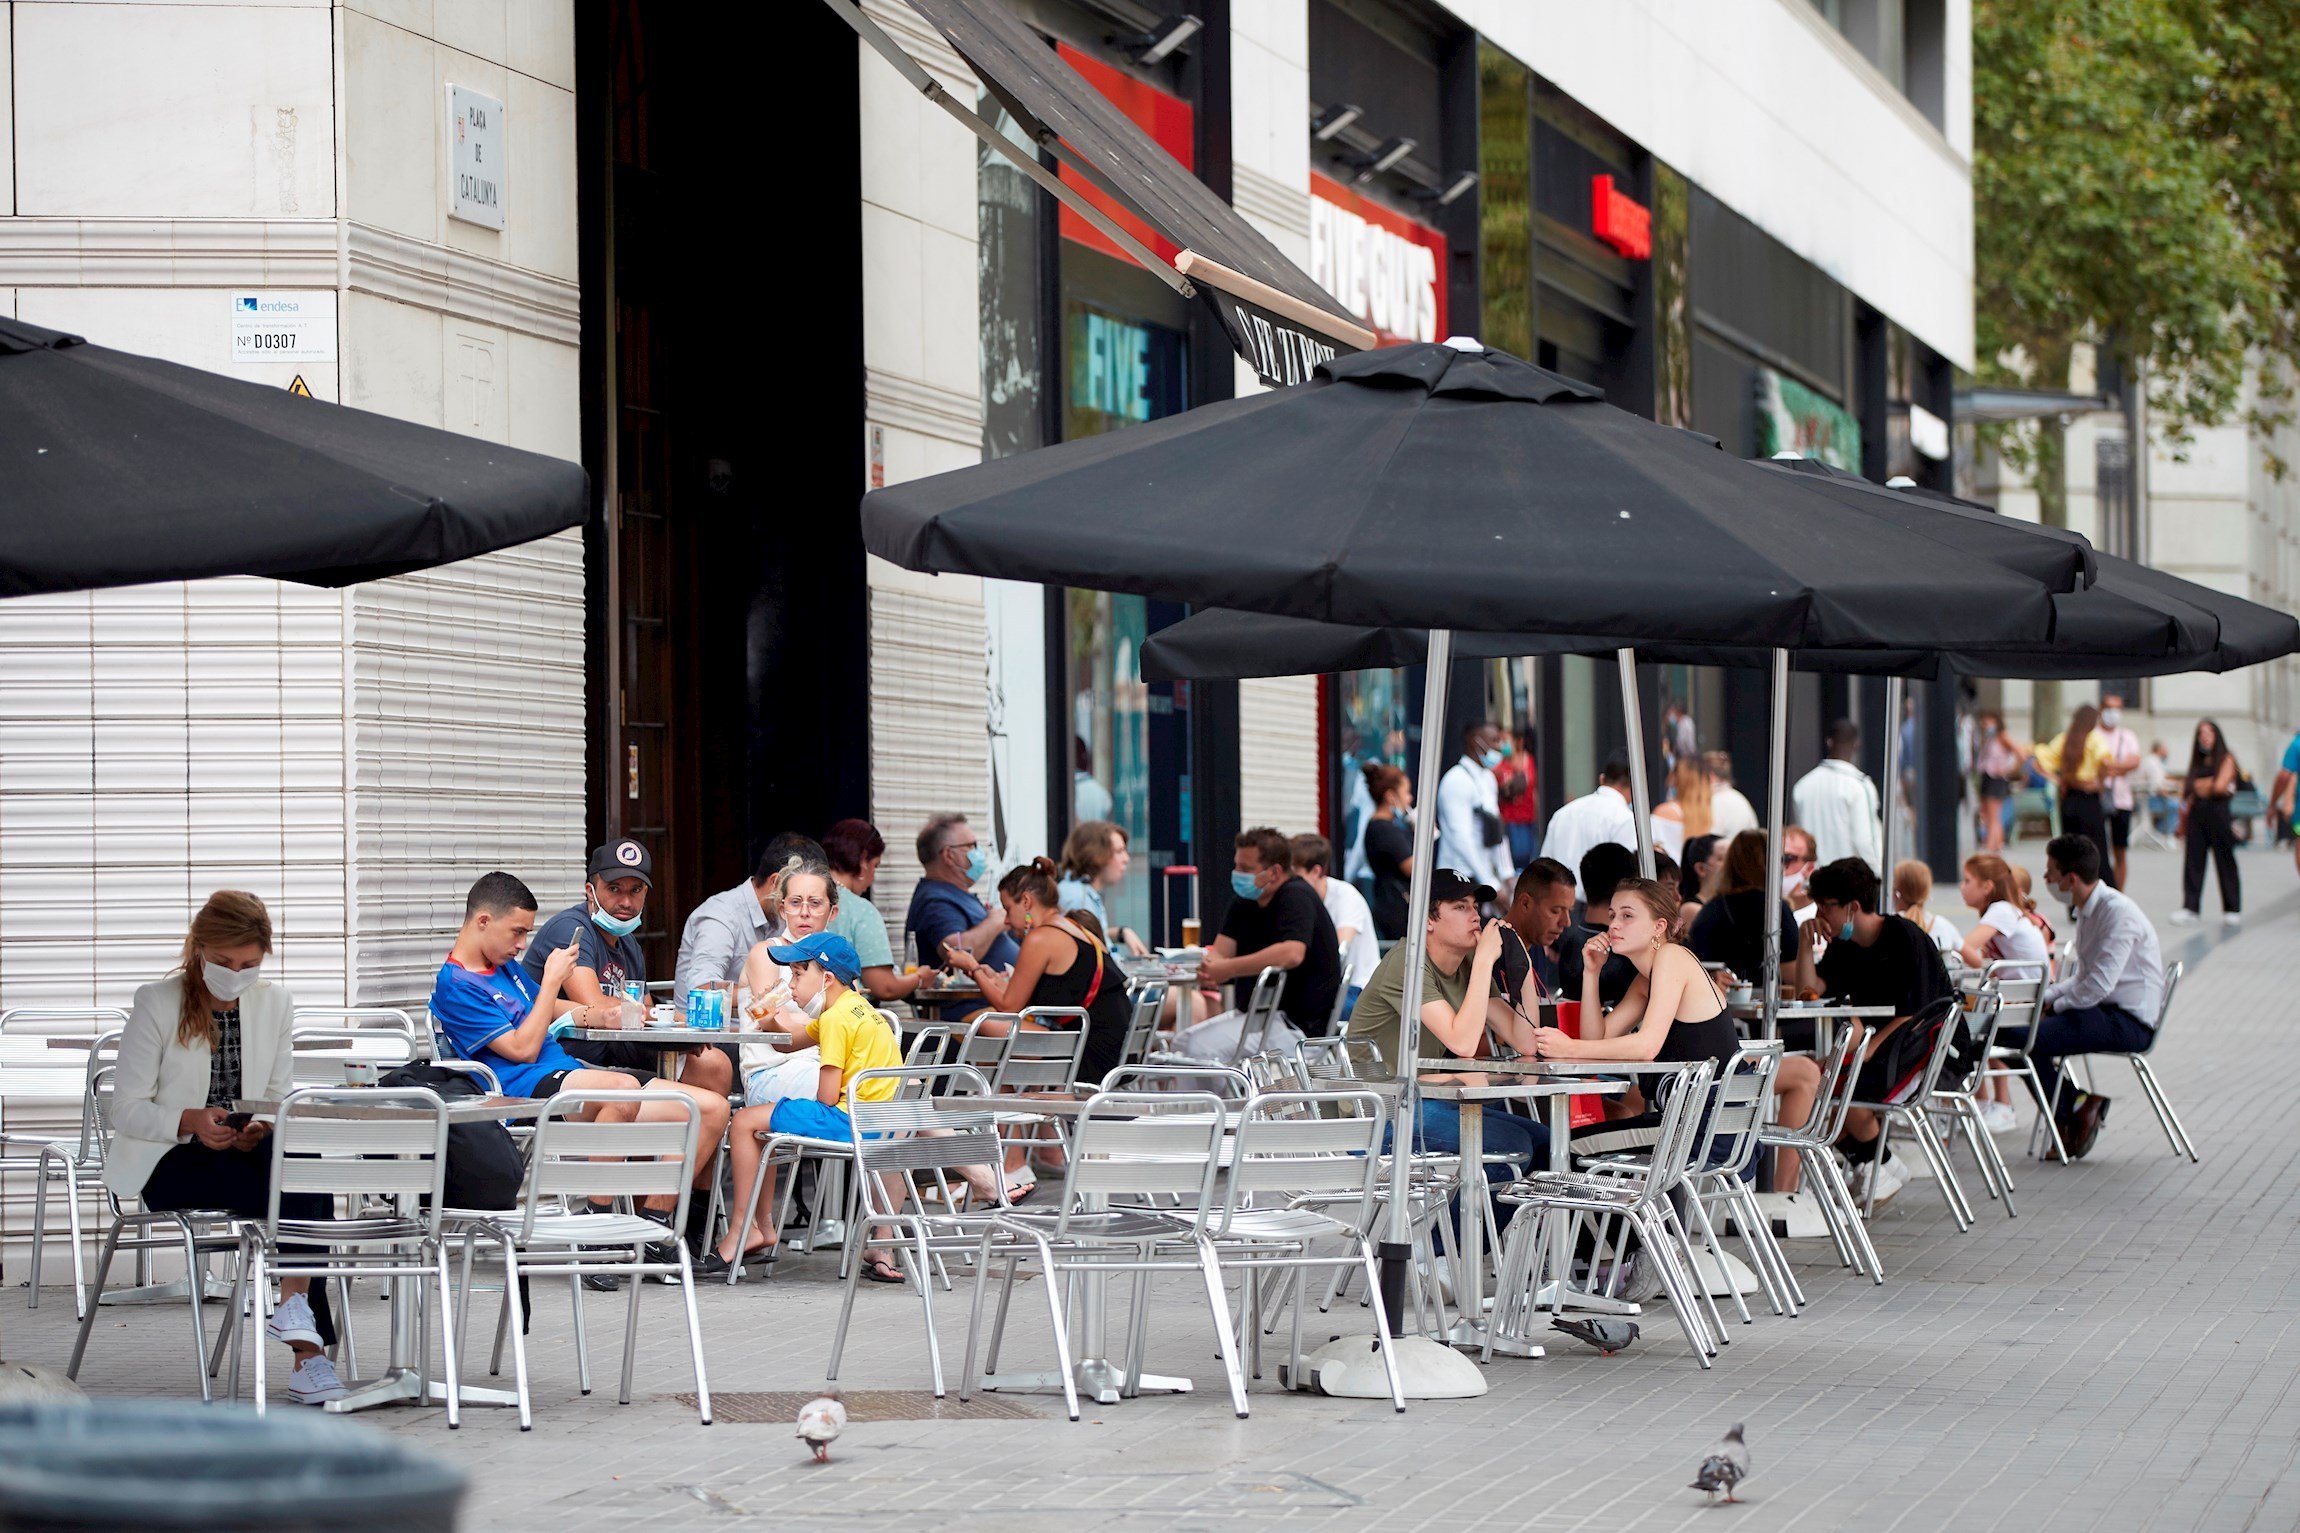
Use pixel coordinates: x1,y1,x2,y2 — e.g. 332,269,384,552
0,1401,467,1532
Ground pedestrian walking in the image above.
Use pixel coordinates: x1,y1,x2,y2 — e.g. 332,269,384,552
2173,719,2242,926
2041,703,2114,890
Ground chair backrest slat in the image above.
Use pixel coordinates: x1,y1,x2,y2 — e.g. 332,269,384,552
517,1091,700,1238
269,1089,450,1228
1057,1092,1226,1229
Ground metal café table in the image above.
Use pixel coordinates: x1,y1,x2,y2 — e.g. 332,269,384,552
565,1023,788,1080
924,1090,1244,1406
234,1093,552,1416
1415,1063,1643,1354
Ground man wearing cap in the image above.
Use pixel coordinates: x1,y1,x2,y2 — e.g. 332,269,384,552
526,840,734,1098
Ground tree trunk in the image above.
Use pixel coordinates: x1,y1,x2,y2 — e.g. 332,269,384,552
2029,341,2074,747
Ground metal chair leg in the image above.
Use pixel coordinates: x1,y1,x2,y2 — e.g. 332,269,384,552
502,1245,533,1431
1195,1242,1250,1419
66,1218,124,1381
675,1244,710,1426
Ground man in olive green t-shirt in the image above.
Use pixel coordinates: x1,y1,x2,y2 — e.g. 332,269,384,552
1344,868,1551,1187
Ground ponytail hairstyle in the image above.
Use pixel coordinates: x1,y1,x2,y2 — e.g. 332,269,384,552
176,890,273,1047
1612,877,1683,941
997,856,1062,911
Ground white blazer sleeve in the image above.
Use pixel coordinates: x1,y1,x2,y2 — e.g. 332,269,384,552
110,981,191,1147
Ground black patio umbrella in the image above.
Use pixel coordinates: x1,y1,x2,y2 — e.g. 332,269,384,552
860,339,2104,1375
1137,550,2282,684
0,316,587,598
866,342,2093,649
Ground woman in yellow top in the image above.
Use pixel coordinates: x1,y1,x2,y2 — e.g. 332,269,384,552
2041,702,2116,887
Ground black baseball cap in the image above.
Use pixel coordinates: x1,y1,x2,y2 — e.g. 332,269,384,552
587,839,653,886
1428,868,1496,908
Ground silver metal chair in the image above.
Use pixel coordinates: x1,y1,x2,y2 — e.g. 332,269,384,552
1852,996,1975,1229
2049,960,2195,1161
1756,1025,1882,1283
960,1090,1236,1421
1118,980,1168,1067
824,1064,1014,1395
1489,1061,1720,1366
1231,967,1287,1062
1201,1089,1405,1412
231,1087,458,1421
294,1007,428,1060
1932,989,2018,1215
0,1009,129,1314
1973,961,2064,1162
453,1089,710,1429
11,1030,123,1317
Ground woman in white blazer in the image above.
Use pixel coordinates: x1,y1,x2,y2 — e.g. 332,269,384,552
106,890,344,1405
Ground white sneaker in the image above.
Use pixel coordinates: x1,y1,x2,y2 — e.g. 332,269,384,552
287,1354,347,1406
264,1293,323,1349
2224,912,2243,929
1869,1154,1907,1204
2168,909,2199,926
1979,1099,2019,1134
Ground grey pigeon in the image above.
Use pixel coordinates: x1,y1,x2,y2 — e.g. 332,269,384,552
1691,1422,1750,1504
1551,1315,1641,1355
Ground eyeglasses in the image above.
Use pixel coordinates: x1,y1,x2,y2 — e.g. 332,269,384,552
782,894,829,912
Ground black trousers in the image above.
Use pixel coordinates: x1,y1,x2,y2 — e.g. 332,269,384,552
2182,798,2242,914
2061,790,2115,889
142,1142,337,1346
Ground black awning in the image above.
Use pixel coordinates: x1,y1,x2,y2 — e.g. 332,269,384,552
826,0,1374,384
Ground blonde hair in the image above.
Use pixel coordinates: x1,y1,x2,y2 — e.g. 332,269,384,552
1892,858,1933,910
1667,758,1713,837
176,891,273,1047
1612,877,1683,938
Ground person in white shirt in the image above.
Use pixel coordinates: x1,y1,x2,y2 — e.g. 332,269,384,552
1703,751,1760,841
1436,723,1516,897
1292,833,1380,1019
1538,753,1639,900
2096,693,2145,889
1791,719,1882,870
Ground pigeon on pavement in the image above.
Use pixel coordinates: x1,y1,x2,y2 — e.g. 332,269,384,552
798,1392,847,1464
1551,1316,1640,1355
1691,1422,1751,1504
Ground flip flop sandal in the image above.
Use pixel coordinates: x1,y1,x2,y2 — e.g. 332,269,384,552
1004,1181,1038,1206
861,1257,908,1285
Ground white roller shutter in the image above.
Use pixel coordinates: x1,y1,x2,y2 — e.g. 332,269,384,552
1239,674,1322,837
868,573,991,937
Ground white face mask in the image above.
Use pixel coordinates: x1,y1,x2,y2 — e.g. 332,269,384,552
801,987,828,1020
2101,708,2124,729
202,960,260,1002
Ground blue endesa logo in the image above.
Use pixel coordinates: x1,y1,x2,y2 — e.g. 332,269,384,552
238,296,302,315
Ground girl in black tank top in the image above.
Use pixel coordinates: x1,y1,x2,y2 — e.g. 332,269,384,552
1530,877,1736,1070
945,858,1132,1086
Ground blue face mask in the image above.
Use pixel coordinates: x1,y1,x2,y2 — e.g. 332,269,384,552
1231,870,1264,901
590,899,642,939
1838,920,1856,943
1480,749,1505,769
964,847,988,883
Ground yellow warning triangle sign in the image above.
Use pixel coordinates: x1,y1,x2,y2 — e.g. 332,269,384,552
286,375,312,397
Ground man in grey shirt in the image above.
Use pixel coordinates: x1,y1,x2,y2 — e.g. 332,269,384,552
1999,833,2166,1159
673,833,823,1000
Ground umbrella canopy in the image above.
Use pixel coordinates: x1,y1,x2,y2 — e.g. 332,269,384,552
865,340,2093,651
0,317,587,598
1139,541,2287,684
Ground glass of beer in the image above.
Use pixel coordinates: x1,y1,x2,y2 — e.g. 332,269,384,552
1181,916,1201,947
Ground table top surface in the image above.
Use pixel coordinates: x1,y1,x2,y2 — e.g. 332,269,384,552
234,1095,552,1122
1726,1000,1900,1019
1416,1076,1629,1102
566,1026,743,1044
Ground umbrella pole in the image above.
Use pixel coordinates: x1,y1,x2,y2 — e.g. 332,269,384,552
1880,674,1906,881
1312,627,1483,1400
1616,648,1656,879
1761,649,1789,1041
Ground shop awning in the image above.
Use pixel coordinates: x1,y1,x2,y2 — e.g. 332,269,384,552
821,0,1376,385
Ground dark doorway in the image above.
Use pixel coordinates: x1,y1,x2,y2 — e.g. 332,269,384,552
579,1,867,974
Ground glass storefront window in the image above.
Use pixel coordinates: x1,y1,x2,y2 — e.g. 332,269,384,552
1337,668,1416,887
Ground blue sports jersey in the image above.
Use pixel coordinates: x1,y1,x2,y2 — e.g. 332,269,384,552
429,956,584,1097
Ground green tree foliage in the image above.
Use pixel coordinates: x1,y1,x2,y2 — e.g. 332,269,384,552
1974,0,2277,448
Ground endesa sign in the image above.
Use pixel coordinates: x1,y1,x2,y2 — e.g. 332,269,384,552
1309,173,1447,346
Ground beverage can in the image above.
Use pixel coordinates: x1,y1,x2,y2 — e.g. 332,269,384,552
623,980,646,1005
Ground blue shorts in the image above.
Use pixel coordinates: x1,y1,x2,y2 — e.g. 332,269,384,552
767,1097,854,1143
